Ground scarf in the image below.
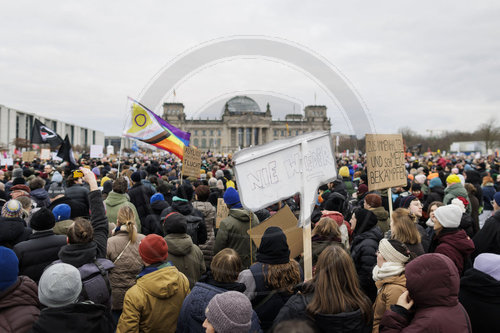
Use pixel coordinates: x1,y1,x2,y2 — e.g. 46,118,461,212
372,261,405,282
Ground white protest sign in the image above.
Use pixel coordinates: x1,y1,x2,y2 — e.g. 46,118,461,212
90,145,104,158
51,153,63,162
40,149,51,160
106,145,114,156
1,158,13,166
233,131,336,227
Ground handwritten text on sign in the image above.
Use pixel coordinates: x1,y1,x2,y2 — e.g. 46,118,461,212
233,132,336,226
182,146,202,178
366,134,406,191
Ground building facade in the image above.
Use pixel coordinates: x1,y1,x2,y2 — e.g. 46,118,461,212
163,96,331,152
0,104,105,153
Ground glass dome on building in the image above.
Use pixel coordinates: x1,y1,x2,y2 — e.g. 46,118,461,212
223,96,263,114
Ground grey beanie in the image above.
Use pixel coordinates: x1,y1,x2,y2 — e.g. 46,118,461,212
12,168,23,179
205,291,252,333
38,263,82,308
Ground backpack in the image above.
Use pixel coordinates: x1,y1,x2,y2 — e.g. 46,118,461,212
185,214,203,245
78,258,114,307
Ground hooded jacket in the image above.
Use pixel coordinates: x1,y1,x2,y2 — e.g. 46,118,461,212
161,200,207,245
379,254,471,333
370,206,390,234
106,229,145,310
165,233,206,289
142,199,169,236
30,188,50,208
31,302,115,333
104,191,141,232
431,229,475,275
443,183,471,214
459,268,500,333
213,208,259,268
0,276,40,333
117,264,190,333
0,217,31,249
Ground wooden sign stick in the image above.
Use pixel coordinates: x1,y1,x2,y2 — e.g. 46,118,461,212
302,223,313,281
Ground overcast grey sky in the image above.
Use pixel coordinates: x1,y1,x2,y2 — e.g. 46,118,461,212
1,1,499,137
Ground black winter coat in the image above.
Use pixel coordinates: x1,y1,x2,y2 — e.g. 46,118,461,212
472,210,500,258
423,186,444,212
459,268,500,333
30,302,115,333
350,226,383,302
64,184,90,212
161,201,207,245
127,183,154,224
208,188,223,207
13,230,67,283
142,200,170,236
47,196,88,219
0,217,31,249
274,290,372,333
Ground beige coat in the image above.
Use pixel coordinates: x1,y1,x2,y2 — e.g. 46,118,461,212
192,200,216,268
372,273,407,333
107,228,145,310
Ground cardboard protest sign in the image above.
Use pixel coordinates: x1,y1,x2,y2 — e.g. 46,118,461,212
90,145,104,158
233,131,336,227
365,134,406,191
247,205,303,259
216,198,229,229
22,151,37,162
182,146,202,178
40,149,51,160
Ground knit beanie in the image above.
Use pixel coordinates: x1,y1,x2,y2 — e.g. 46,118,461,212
0,246,19,291
139,234,168,264
474,253,500,281
378,239,410,264
339,166,350,178
256,226,290,264
163,212,188,234
357,184,368,196
51,171,63,184
324,194,346,214
1,199,22,218
446,174,461,184
353,208,378,235
102,180,113,195
130,171,141,183
150,193,165,204
205,291,253,333
223,187,242,209
12,168,23,179
434,205,462,229
215,170,224,178
451,197,468,213
414,174,426,185
52,204,71,222
429,177,443,189
48,183,66,199
399,195,417,209
10,184,30,193
38,263,82,308
30,207,56,230
427,172,439,180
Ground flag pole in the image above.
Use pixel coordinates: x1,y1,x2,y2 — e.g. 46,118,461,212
117,96,130,176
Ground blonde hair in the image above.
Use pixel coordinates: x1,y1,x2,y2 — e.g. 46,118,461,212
117,206,137,243
391,208,421,245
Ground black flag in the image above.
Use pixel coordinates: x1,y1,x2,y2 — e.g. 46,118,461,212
57,135,78,168
31,119,63,148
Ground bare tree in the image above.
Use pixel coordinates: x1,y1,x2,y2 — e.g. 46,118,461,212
475,117,500,151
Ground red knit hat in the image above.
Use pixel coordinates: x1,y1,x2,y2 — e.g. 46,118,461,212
139,234,168,264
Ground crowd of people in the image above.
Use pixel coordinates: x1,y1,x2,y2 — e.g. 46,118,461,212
0,151,499,332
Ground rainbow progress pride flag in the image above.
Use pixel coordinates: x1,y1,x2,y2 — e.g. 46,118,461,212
123,98,190,159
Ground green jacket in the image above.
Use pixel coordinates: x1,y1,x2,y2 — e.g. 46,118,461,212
443,183,471,214
213,209,259,269
165,233,206,289
104,191,141,232
370,206,390,233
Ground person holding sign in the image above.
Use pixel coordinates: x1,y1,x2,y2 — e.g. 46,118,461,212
213,188,259,269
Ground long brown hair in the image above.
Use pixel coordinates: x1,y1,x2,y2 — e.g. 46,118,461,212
391,208,421,244
306,245,372,323
262,260,301,293
117,206,137,243
312,217,341,239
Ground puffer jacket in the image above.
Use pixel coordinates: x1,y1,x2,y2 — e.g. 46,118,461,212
0,276,40,333
0,217,31,249
380,253,471,333
30,188,50,208
370,206,390,234
165,233,206,289
351,227,383,302
372,274,407,333
117,264,190,333
104,191,141,232
106,228,145,310
213,208,259,268
192,200,216,267
430,228,475,275
459,267,500,333
274,290,372,333
65,184,90,212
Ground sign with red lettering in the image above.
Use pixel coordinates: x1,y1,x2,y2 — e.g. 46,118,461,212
366,134,406,191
